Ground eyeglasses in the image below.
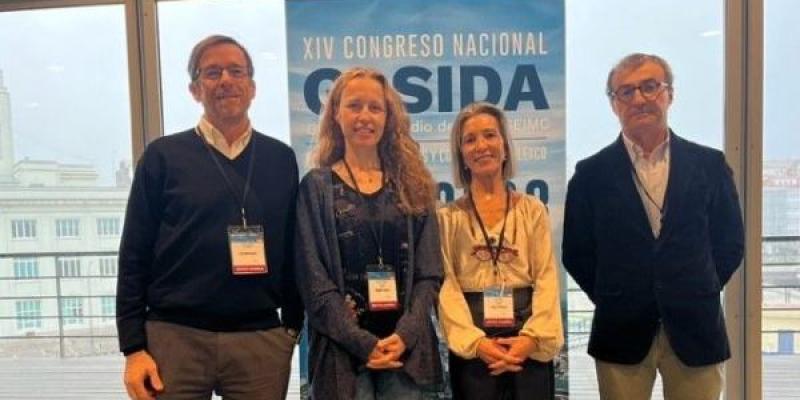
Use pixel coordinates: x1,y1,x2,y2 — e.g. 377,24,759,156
196,65,249,81
608,79,671,103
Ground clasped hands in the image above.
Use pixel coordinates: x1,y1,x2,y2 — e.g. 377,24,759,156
476,335,535,376
345,295,406,370
366,333,406,369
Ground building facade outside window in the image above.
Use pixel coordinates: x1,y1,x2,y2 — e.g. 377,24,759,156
101,296,115,322
60,297,84,326
762,0,800,392
98,256,117,276
15,300,42,330
10,219,36,239
57,257,81,277
55,218,80,238
12,257,39,279
96,217,120,237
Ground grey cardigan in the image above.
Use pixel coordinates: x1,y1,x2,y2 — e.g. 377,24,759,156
295,168,443,399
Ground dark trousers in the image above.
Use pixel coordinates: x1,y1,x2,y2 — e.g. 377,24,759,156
146,320,295,400
449,352,554,400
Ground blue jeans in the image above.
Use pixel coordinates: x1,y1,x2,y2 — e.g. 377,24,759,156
354,369,423,400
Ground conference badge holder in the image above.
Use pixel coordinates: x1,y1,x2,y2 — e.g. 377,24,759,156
366,263,399,311
483,285,514,327
228,225,268,275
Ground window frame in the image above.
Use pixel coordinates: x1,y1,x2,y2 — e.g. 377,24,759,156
15,299,43,331
55,218,81,238
0,0,767,398
100,296,116,322
56,257,82,278
96,217,121,237
12,257,40,279
10,219,37,239
60,297,85,326
98,256,118,276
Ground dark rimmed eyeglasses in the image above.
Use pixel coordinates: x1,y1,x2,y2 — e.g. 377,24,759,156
608,79,671,103
196,65,249,81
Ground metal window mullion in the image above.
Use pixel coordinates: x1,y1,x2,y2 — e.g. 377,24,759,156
724,0,764,399
126,0,163,164
0,0,122,12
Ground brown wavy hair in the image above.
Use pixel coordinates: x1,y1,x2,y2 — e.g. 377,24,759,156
311,67,436,215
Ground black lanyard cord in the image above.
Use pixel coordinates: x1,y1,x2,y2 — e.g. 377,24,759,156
197,129,257,227
630,166,667,219
468,184,511,269
342,158,388,266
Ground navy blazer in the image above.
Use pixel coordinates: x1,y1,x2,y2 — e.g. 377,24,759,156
562,132,744,366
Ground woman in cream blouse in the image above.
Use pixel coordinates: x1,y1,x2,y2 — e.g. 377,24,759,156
438,102,563,399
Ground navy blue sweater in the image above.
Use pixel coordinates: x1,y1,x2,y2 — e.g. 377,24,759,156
116,129,303,355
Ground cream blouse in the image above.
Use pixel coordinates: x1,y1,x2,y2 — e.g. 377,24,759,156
437,193,564,361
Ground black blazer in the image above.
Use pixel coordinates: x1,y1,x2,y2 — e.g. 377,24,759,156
562,132,744,366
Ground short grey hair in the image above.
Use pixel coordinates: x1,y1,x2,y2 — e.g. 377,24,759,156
449,102,516,189
187,35,254,82
606,53,673,97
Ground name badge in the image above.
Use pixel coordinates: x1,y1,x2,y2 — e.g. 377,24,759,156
483,286,514,327
366,264,399,311
227,225,268,275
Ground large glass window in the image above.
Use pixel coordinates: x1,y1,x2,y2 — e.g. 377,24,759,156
0,4,131,398
0,1,774,399
157,0,290,144
762,0,800,398
565,1,723,398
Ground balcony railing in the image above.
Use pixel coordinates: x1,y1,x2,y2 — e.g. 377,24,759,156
1,236,799,357
0,251,118,358
566,236,800,354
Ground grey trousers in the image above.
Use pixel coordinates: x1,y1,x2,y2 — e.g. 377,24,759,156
146,320,295,400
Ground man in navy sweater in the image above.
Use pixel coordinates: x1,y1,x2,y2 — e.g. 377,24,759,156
116,35,302,400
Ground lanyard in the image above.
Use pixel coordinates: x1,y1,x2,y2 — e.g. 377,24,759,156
197,129,256,227
630,165,667,220
468,185,511,268
342,159,388,266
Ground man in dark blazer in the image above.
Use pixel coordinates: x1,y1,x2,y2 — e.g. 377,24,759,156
562,53,744,400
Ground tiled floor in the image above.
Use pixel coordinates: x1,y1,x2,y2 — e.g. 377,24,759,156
0,350,798,399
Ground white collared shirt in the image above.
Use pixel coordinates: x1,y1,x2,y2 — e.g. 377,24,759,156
622,131,670,238
195,117,253,160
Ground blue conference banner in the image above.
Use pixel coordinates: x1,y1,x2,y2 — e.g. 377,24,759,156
286,0,567,398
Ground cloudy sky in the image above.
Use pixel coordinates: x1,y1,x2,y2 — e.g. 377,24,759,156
0,0,796,185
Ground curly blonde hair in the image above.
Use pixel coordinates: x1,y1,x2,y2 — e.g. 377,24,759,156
311,67,436,215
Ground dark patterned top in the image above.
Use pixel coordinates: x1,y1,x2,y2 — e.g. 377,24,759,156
332,172,407,338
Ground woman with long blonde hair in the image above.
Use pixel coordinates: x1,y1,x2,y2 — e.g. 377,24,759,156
295,67,443,400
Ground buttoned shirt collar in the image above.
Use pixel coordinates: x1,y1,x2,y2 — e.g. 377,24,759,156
621,130,670,165
196,116,253,160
